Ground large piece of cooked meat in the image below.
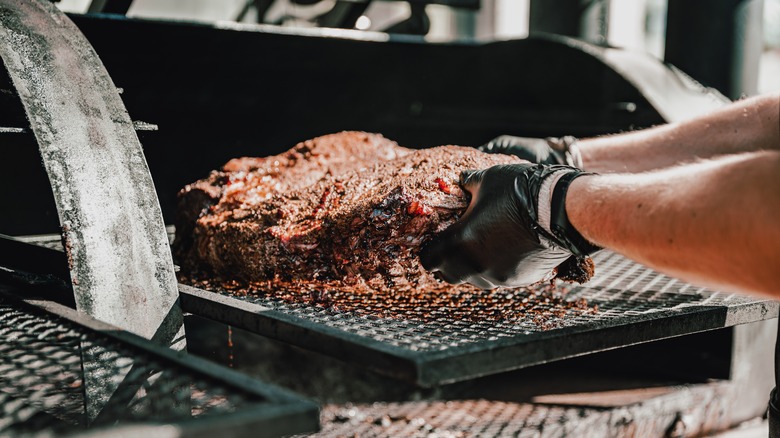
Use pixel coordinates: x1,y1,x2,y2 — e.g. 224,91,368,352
174,131,409,271
175,131,592,289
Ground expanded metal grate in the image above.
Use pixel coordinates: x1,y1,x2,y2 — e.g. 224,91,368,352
313,401,602,437
302,389,735,438
19,234,779,387
0,289,318,436
180,250,777,386
203,251,757,348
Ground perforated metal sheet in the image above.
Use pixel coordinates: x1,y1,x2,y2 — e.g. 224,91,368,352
21,235,779,387
0,289,318,436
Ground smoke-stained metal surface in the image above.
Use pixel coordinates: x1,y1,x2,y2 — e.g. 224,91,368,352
0,0,182,347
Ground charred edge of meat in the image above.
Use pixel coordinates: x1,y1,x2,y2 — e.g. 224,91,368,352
555,255,595,284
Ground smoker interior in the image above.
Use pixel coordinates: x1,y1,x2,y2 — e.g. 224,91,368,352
0,12,775,435
0,287,318,436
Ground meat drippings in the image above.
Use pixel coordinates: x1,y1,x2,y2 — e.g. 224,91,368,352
180,273,597,328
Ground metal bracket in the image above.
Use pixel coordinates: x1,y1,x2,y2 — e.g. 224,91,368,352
0,0,183,349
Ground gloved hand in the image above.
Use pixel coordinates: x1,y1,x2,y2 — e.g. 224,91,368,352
479,135,584,168
419,163,599,289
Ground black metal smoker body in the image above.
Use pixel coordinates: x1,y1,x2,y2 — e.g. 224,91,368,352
0,4,776,436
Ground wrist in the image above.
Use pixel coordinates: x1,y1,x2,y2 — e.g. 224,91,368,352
535,167,600,256
536,169,571,235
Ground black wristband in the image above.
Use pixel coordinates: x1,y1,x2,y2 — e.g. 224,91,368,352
548,171,600,257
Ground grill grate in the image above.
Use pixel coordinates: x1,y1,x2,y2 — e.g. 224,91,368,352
303,390,735,438
314,401,591,437
180,250,776,386
187,251,766,346
210,250,751,351
21,234,779,387
0,289,318,436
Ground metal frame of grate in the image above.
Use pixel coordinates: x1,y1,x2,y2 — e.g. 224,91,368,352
178,251,778,387
0,287,318,437
14,234,780,388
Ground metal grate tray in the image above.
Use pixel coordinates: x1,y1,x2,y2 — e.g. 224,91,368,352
179,251,778,387
17,234,780,387
0,286,318,437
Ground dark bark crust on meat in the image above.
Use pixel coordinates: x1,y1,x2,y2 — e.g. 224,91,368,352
555,255,595,284
174,131,409,273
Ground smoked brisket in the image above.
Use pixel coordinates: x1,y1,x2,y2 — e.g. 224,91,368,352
174,132,593,289
174,131,409,272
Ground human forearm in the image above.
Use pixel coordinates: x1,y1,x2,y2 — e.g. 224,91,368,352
567,150,780,297
578,92,780,173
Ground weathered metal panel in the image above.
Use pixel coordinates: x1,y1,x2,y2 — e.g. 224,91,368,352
0,0,182,348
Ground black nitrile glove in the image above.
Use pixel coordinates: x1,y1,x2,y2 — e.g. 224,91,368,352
479,135,584,168
419,163,599,289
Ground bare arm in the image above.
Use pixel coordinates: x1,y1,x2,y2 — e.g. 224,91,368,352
579,92,780,173
426,93,780,296
567,150,780,298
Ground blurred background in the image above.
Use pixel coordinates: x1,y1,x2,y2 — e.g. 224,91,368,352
55,0,780,95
